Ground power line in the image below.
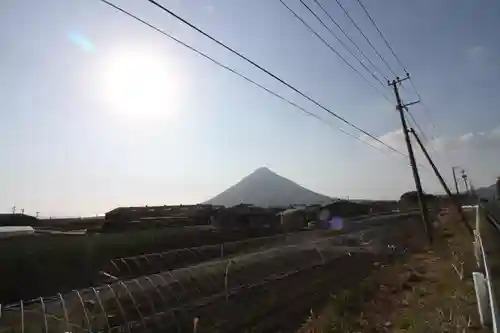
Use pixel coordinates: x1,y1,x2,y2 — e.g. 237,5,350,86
408,78,439,140
354,0,439,143
355,0,406,72
405,82,438,150
296,0,388,91
279,1,433,171
100,0,435,172
301,0,435,174
311,0,387,86
333,0,397,78
279,0,391,104
143,0,407,155
97,0,397,159
405,109,429,144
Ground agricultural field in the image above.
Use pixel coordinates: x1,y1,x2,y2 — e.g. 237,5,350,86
0,225,286,303
0,210,418,304
0,212,425,333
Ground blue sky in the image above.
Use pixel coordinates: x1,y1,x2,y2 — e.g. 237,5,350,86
1,0,499,216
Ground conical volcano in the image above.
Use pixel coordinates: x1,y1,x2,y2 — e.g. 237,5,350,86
204,167,333,207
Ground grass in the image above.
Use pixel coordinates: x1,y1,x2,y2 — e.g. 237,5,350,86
299,208,484,333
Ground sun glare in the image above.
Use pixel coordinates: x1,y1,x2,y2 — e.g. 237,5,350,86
100,50,184,121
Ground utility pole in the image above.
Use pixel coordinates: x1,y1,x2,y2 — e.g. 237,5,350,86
452,166,460,196
461,169,470,194
389,73,432,244
409,128,473,235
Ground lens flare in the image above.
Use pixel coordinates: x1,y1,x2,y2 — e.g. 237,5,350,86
67,31,95,52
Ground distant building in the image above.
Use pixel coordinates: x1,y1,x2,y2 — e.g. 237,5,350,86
318,201,371,222
212,205,280,231
105,204,219,223
277,207,308,232
102,204,222,231
0,214,38,227
399,191,439,210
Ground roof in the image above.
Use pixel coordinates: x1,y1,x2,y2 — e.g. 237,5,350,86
320,200,359,209
106,204,218,215
278,207,307,215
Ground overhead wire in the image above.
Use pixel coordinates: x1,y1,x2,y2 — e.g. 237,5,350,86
99,0,433,171
142,0,408,156
328,0,439,175
333,0,397,78
311,0,387,88
97,0,396,159
283,0,436,172
355,0,406,72
405,108,430,146
278,0,391,104
355,0,439,144
291,0,392,104
296,0,387,90
281,0,436,167
408,79,439,140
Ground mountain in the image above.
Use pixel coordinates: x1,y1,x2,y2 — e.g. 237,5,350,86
475,183,497,199
204,167,334,207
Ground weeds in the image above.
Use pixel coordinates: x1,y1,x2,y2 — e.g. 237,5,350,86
299,209,481,333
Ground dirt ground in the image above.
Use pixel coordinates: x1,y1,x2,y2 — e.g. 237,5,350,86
298,208,486,333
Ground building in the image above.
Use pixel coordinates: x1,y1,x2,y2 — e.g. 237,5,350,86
102,204,222,231
399,191,439,211
211,204,280,231
0,214,38,227
318,201,371,221
277,207,308,232
105,204,220,223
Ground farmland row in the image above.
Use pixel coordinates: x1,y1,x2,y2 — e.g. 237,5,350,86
1,211,418,304
1,214,424,333
99,212,420,283
0,226,284,303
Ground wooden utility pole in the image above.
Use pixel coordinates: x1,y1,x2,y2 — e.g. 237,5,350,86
452,167,460,196
389,73,432,244
409,128,473,235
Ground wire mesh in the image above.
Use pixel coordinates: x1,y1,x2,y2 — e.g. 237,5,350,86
1,215,423,333
98,213,419,284
99,233,290,282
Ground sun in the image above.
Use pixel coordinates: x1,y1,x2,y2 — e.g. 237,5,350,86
100,50,184,121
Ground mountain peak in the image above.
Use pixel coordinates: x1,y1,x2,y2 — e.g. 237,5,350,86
204,168,333,207
252,166,274,174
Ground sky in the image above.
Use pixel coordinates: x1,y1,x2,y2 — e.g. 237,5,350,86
1,0,499,216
